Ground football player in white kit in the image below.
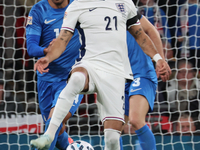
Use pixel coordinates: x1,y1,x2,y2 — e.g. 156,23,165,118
31,0,171,150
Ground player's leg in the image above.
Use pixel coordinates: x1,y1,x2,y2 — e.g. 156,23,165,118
30,66,89,149
119,82,132,150
95,70,125,150
104,120,123,150
128,78,157,150
34,80,57,150
42,80,70,150
129,95,156,150
46,109,71,150
47,80,83,150
36,80,72,150
129,95,148,129
49,95,83,150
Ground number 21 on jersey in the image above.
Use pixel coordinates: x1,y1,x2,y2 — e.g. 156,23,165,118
104,16,118,31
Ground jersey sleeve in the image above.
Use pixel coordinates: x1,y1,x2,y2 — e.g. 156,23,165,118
26,6,42,36
126,1,140,29
61,2,80,33
26,6,45,57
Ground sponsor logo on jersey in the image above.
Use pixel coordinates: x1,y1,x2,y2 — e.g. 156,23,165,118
64,11,67,19
44,19,56,24
116,3,125,13
26,16,32,26
130,88,141,93
89,7,97,12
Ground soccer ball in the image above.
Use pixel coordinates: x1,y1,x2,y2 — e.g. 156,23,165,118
66,140,94,150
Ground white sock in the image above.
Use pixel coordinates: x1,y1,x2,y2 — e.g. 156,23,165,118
45,72,86,139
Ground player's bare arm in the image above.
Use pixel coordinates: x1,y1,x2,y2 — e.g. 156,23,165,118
140,16,165,59
128,25,171,81
46,30,73,62
34,30,73,74
140,16,172,81
128,25,157,58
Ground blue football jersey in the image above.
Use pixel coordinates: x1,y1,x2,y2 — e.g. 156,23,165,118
127,31,157,84
26,0,81,82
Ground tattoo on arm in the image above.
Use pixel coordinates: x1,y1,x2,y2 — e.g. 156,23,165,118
141,38,146,46
60,31,70,43
134,28,142,37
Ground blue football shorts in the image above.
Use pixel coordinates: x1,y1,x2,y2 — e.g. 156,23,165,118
124,77,157,116
37,78,83,123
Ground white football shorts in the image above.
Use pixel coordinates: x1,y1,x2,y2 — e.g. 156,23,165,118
72,60,125,123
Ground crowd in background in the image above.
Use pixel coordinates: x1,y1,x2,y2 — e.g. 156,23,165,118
0,0,200,135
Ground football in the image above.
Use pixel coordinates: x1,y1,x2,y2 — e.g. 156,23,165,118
66,140,94,150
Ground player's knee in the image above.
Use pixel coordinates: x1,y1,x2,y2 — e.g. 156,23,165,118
69,72,85,87
104,129,120,150
129,117,145,130
69,72,86,89
129,117,140,127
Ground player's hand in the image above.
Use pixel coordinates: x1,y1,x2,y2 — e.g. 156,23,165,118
34,57,50,74
156,59,171,82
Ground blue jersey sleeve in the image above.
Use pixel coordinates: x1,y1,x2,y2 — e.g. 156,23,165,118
26,7,42,36
26,35,46,57
26,5,46,57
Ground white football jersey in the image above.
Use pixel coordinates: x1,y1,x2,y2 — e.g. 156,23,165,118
61,0,139,80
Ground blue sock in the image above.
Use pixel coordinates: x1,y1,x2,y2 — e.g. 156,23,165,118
119,136,124,150
135,124,156,150
45,118,63,150
56,131,69,150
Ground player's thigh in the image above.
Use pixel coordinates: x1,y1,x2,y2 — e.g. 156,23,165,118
95,70,125,130
129,95,149,121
